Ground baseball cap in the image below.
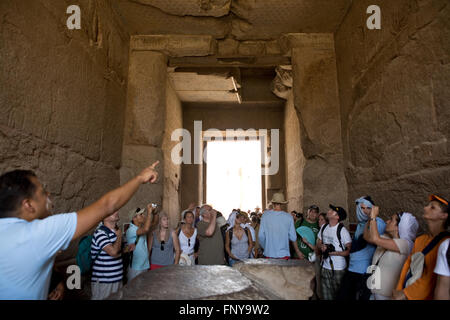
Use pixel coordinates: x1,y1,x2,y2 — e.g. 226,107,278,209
329,204,347,221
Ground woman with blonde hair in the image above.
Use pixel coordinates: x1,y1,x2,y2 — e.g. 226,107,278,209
148,211,181,270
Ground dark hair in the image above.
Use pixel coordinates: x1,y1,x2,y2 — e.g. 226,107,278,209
184,210,194,218
363,196,375,205
0,170,38,218
437,202,449,228
319,212,327,221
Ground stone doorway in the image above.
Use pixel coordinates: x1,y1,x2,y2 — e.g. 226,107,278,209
205,139,263,219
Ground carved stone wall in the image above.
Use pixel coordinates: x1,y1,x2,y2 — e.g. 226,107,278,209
335,0,450,223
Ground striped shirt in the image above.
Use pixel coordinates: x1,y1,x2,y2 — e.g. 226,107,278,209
90,226,123,283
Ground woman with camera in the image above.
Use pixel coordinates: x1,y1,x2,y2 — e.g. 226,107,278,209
365,206,418,300
148,211,181,270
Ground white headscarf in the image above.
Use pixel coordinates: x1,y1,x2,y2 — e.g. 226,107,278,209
398,212,419,254
226,210,238,231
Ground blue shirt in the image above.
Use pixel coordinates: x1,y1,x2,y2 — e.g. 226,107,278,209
258,210,297,258
0,213,77,300
348,217,386,274
125,223,150,270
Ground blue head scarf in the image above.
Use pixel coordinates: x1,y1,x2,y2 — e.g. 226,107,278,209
354,196,374,240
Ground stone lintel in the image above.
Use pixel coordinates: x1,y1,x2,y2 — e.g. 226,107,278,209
131,35,216,57
168,55,291,68
280,33,335,55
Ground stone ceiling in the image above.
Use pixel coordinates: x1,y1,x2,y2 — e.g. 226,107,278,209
112,0,353,40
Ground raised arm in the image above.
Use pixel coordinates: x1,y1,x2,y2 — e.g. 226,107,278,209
136,204,157,236
367,206,400,253
73,162,159,240
205,209,217,237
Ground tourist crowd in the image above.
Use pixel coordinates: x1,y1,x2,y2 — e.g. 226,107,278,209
0,166,448,300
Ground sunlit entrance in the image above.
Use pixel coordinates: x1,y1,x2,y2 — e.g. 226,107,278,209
206,140,262,219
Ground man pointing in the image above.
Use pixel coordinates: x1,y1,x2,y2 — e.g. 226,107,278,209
0,161,160,300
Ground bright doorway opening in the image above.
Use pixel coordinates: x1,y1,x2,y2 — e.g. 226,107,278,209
206,140,262,220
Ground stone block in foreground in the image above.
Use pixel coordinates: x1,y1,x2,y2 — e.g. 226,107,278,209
108,265,279,300
232,259,315,300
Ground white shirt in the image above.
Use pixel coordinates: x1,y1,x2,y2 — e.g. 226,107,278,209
0,213,77,300
371,236,410,297
179,228,197,255
318,224,352,271
434,238,450,277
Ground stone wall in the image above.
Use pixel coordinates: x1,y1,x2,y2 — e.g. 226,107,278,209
0,0,129,214
335,0,450,223
119,51,166,223
162,79,183,225
284,93,305,213
291,34,348,215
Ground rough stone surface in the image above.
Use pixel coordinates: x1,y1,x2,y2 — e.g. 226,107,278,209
232,259,315,300
284,93,305,212
108,265,277,300
119,145,164,223
335,0,450,223
0,0,129,261
124,51,167,146
131,35,216,57
113,0,351,40
162,80,183,225
130,0,232,17
113,0,230,38
291,35,348,213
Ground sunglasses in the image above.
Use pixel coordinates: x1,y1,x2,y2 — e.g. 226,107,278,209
160,240,165,251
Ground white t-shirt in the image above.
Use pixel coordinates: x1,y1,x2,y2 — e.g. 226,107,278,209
0,213,77,300
318,224,352,271
370,236,410,298
434,238,450,277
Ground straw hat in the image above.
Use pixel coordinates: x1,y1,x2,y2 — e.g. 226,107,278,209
270,193,288,204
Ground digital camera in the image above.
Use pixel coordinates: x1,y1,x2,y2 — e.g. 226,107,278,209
322,243,336,260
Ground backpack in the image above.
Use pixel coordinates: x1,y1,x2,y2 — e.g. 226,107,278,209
228,227,250,251
320,223,349,267
76,225,110,275
403,231,450,289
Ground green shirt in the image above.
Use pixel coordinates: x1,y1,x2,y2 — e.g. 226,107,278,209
295,219,319,258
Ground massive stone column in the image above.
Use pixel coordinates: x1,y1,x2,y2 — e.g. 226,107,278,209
120,35,216,226
288,34,348,213
120,51,167,223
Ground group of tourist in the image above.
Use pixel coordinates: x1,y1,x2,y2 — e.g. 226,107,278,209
0,165,448,301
